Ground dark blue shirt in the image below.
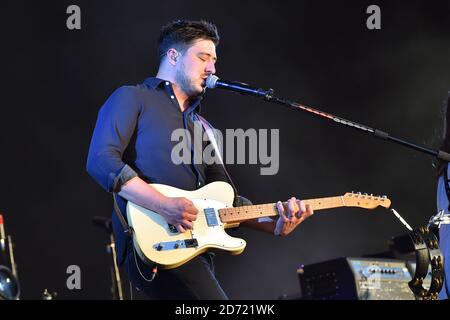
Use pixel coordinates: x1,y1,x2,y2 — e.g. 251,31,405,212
86,77,227,264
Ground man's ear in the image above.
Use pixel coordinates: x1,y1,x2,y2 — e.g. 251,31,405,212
167,49,179,65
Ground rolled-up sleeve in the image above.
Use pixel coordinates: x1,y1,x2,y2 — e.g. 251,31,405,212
86,86,141,192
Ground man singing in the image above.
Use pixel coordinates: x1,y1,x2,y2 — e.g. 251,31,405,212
87,20,313,299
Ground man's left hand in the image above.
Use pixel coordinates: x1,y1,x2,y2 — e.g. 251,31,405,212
274,197,314,236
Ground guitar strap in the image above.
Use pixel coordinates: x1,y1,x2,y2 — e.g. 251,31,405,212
196,114,273,221
112,192,132,234
196,114,239,198
111,169,138,274
111,167,135,235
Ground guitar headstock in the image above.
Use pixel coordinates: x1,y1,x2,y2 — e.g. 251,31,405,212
342,192,391,209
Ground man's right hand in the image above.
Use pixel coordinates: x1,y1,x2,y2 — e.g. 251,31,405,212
118,177,198,233
160,197,198,233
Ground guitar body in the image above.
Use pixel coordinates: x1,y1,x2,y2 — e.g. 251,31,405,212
127,181,246,269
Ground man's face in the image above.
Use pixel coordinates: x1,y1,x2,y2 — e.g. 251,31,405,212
174,39,217,98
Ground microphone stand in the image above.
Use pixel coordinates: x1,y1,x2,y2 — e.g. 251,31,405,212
7,235,18,281
92,216,124,300
240,87,450,162
213,82,449,300
107,233,124,300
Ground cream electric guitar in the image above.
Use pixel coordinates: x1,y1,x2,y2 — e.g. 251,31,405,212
127,181,391,269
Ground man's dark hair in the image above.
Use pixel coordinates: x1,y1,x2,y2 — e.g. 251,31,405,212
158,20,220,61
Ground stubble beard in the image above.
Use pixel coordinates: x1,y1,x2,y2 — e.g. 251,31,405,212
175,62,203,99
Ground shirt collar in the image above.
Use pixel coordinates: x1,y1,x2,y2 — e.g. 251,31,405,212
143,77,166,89
143,77,204,113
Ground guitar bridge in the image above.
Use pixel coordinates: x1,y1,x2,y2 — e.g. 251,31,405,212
154,239,199,251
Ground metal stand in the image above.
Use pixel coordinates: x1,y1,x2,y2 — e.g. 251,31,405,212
107,233,124,300
219,82,450,162
93,216,124,300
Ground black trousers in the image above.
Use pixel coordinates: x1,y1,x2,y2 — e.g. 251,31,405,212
123,248,229,300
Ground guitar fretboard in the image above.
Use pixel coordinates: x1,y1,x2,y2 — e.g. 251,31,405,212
218,196,347,223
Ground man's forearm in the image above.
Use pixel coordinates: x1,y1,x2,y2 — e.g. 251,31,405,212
241,220,276,234
118,176,169,213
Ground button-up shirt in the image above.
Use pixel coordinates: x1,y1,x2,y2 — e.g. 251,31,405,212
86,77,228,264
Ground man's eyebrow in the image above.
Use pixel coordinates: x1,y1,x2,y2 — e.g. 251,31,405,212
199,52,217,61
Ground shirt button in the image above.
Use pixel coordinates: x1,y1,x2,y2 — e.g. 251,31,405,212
170,95,175,99
165,81,169,86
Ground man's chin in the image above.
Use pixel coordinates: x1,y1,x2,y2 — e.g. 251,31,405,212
191,85,204,97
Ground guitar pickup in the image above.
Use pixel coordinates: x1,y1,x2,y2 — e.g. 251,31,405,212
153,239,199,251
167,224,178,233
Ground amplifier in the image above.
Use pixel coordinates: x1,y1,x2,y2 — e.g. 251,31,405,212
297,257,425,300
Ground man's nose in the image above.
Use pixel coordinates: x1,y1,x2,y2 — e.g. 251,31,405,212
206,61,216,74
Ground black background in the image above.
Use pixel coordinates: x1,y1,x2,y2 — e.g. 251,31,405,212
1,0,449,299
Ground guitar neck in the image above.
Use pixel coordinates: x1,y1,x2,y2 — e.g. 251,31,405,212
218,196,348,224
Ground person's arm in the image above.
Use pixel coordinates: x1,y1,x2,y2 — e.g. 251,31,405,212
86,86,197,232
242,198,313,236
118,176,198,232
241,219,276,233
86,86,142,192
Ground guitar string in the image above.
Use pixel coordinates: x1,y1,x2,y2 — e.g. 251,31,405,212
192,196,385,224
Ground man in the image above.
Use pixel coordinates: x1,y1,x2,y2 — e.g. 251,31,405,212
435,94,450,300
87,20,313,300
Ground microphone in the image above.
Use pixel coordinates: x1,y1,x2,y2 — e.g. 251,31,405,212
205,75,274,99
